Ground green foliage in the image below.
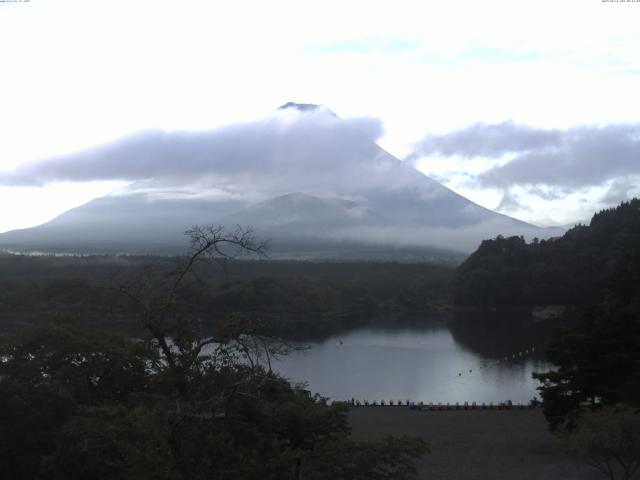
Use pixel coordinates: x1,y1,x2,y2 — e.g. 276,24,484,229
533,248,640,432
0,320,152,480
0,228,428,479
452,200,640,434
534,303,640,431
560,407,640,480
0,320,152,404
0,256,454,338
44,406,178,480
0,321,427,479
0,378,75,480
454,199,640,307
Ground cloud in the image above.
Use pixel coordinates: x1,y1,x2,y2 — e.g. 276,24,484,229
410,122,640,189
0,108,390,197
600,177,640,205
323,218,547,254
495,189,529,213
409,121,561,160
0,105,568,251
526,186,569,201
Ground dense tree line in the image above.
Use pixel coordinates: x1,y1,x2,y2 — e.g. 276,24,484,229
533,249,640,431
0,255,453,338
0,227,428,479
453,200,640,440
454,199,640,307
0,320,427,480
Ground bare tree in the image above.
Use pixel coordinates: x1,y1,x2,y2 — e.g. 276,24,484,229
113,225,282,381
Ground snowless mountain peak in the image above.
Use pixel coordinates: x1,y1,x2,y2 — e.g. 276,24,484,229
278,102,323,112
277,102,337,117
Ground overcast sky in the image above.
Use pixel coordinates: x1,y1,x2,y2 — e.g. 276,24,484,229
1,0,639,233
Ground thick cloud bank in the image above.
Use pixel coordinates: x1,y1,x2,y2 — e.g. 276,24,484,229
0,109,560,255
0,108,385,197
412,122,640,189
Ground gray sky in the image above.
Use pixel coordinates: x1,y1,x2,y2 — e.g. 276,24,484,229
411,122,640,222
1,0,639,232
0,109,393,197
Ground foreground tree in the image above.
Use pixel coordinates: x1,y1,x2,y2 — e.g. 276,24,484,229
533,303,640,431
533,248,640,432
561,407,640,480
0,226,428,479
0,321,153,480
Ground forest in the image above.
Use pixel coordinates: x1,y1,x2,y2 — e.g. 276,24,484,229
0,227,432,480
454,198,640,307
453,200,640,475
3,200,640,479
0,251,453,339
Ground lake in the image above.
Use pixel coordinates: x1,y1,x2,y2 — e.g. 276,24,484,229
272,318,555,404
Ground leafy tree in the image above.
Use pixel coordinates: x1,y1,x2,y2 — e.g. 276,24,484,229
533,250,640,431
561,407,640,480
454,198,640,307
533,303,640,431
0,225,428,479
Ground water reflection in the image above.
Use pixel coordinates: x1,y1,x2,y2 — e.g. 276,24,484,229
272,322,554,404
448,309,557,360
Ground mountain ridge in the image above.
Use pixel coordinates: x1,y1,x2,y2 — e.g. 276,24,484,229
0,104,557,258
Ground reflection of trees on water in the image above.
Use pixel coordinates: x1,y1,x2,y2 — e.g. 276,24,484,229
448,310,565,361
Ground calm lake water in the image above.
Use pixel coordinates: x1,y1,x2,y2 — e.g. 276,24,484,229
272,320,555,404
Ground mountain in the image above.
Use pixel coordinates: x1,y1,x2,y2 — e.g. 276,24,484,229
0,192,246,252
0,103,554,259
219,192,385,230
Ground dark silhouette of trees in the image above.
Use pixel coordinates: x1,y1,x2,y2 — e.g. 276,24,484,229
533,302,640,431
533,249,640,432
0,242,454,339
561,407,640,480
0,225,428,479
454,199,640,307
453,200,640,441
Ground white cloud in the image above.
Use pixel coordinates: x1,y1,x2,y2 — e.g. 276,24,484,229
412,122,640,189
1,0,639,231
0,108,388,197
411,122,640,226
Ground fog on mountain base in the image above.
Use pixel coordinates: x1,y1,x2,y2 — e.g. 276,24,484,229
0,106,560,257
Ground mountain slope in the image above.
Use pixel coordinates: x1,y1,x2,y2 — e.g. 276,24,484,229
220,192,386,230
0,103,551,257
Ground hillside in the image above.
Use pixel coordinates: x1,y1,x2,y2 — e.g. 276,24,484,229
0,103,550,258
453,198,640,306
